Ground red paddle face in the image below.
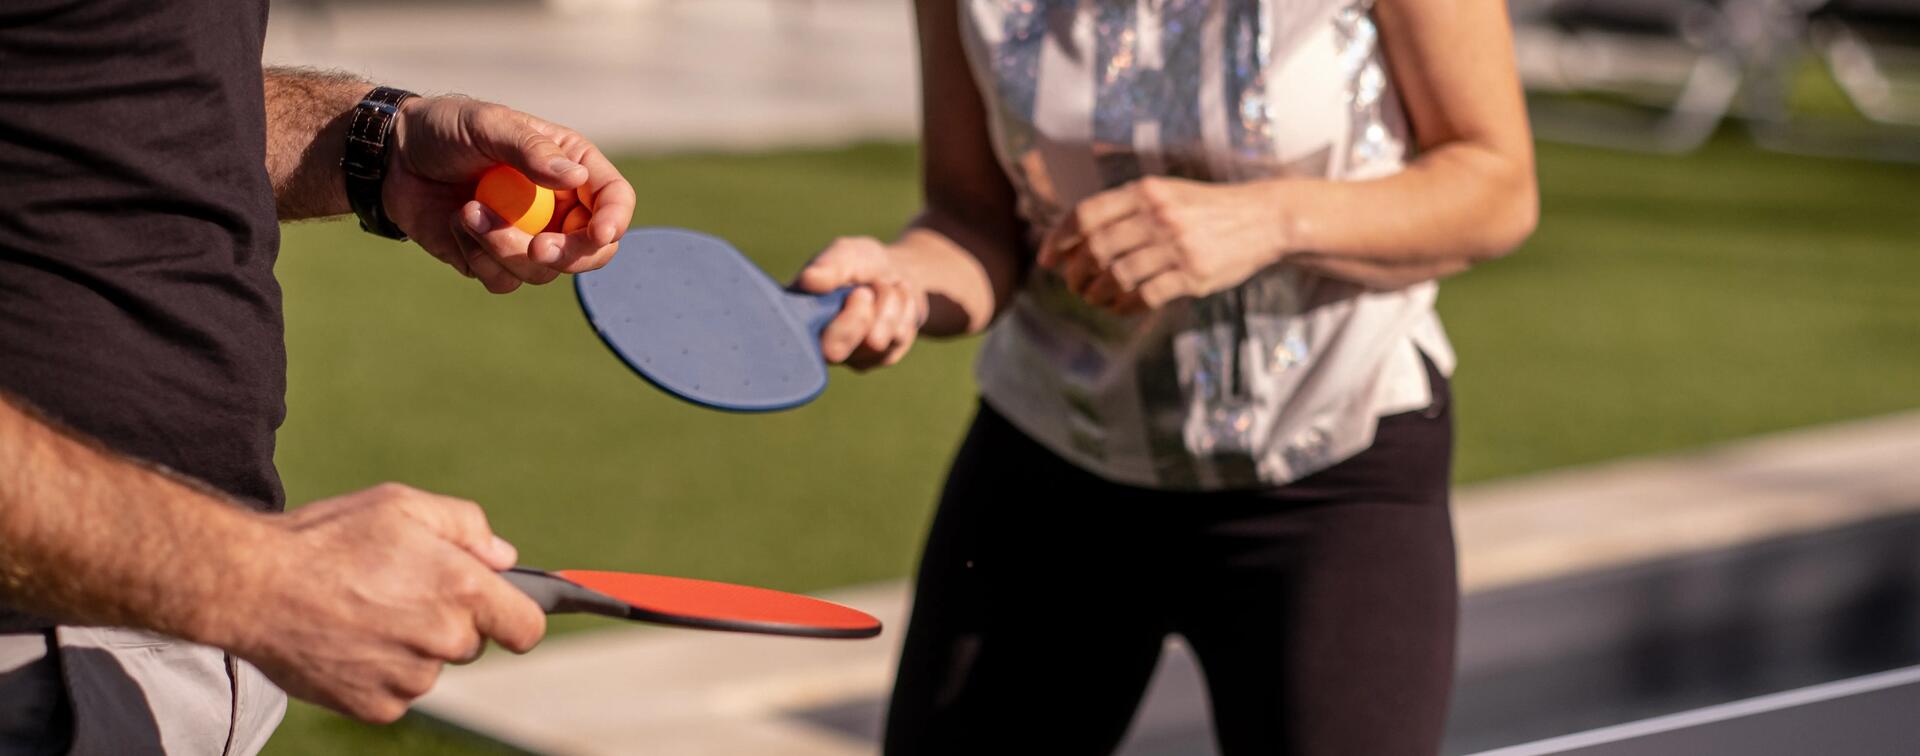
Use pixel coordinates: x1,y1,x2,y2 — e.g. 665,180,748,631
553,570,882,637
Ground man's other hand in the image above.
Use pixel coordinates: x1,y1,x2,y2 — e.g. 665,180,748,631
217,484,546,723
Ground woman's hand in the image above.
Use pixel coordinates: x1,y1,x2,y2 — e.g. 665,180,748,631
792,237,928,370
1037,176,1291,314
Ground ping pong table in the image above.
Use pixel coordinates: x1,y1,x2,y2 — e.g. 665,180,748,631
1467,663,1920,755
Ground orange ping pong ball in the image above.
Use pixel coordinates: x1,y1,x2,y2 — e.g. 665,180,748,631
562,183,595,234
473,165,554,235
562,204,591,234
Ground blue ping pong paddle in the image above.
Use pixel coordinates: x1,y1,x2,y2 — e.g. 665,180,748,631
575,228,851,412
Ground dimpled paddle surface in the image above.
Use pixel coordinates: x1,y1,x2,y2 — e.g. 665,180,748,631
554,570,882,638
575,228,826,411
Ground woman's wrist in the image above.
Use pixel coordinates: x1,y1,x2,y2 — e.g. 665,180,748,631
884,234,983,338
1250,177,1310,263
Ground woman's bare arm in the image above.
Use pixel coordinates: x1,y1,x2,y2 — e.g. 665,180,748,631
1041,0,1538,306
1277,0,1538,286
791,0,1028,369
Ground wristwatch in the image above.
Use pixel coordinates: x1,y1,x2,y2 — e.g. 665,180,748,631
341,86,418,240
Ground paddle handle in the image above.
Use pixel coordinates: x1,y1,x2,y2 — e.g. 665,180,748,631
502,567,631,618
791,287,854,336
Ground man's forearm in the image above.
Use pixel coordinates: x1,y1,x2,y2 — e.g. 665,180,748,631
0,393,277,648
264,67,374,221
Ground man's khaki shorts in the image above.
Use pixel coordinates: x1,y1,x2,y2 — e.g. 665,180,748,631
0,628,284,755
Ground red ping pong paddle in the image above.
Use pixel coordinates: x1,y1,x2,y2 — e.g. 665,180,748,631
501,567,881,640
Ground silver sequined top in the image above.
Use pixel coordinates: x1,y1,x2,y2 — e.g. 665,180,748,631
962,0,1455,489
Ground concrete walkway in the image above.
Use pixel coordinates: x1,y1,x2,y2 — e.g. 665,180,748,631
415,411,1920,755
264,0,917,152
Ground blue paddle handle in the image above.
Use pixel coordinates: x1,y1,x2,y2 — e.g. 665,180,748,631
799,287,854,335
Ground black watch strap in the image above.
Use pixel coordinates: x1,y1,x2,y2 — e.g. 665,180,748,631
341,86,418,240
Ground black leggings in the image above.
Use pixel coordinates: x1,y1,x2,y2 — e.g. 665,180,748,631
884,366,1458,756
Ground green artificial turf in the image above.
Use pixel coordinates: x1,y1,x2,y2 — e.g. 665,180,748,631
261,136,1920,754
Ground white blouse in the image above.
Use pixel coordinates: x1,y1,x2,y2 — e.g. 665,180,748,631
960,0,1455,489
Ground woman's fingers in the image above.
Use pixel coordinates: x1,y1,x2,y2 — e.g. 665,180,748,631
792,237,925,370
845,279,923,371
821,286,877,363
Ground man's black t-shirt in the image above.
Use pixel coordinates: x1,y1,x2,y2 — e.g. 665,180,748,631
0,0,285,511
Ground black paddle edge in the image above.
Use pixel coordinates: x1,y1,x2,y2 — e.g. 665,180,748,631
620,604,884,640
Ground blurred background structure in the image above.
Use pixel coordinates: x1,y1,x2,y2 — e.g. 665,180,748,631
266,0,916,151
1511,0,1920,160
259,1,1920,754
